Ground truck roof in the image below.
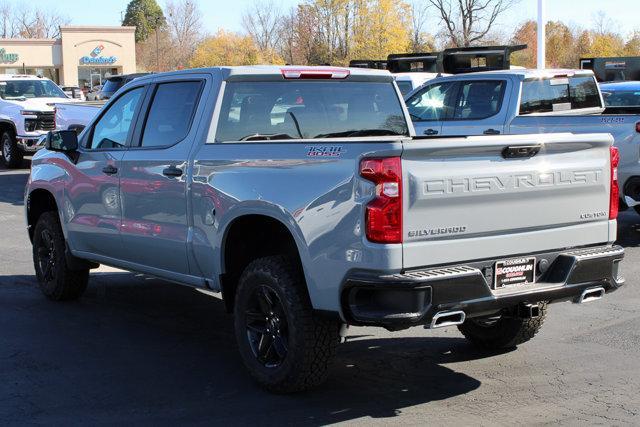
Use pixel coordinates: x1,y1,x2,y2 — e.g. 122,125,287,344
131,65,394,83
599,81,640,91
433,68,596,80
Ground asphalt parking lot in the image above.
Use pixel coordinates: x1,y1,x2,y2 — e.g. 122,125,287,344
1,164,639,425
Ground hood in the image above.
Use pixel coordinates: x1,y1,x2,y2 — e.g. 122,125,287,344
5,97,79,112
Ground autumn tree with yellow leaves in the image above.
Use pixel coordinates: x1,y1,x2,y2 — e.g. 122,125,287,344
189,30,284,67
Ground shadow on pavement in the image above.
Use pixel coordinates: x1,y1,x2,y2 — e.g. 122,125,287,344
616,210,640,247
0,272,483,425
0,170,28,206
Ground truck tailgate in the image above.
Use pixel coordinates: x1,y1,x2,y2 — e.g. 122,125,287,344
402,133,615,269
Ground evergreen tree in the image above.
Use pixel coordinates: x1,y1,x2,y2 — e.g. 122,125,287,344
122,0,165,43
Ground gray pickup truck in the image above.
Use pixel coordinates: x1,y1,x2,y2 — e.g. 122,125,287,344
404,69,640,213
25,66,624,392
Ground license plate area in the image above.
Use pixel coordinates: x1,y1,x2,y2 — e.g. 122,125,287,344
493,257,536,289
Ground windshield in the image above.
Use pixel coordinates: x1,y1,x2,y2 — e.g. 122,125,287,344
601,90,640,107
215,81,409,142
0,79,67,100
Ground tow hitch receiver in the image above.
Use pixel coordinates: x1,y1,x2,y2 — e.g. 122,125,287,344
519,303,540,319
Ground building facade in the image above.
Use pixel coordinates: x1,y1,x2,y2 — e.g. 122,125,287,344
0,26,136,88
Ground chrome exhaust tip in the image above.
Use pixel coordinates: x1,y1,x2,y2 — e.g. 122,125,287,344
429,310,466,329
574,286,605,304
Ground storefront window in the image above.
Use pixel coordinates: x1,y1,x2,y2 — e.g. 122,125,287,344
0,68,60,83
77,67,119,90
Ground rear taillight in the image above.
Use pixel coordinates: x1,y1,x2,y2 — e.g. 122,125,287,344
635,122,640,133
360,157,402,243
610,146,620,219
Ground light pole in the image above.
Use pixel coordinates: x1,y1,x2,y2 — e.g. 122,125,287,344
537,0,546,69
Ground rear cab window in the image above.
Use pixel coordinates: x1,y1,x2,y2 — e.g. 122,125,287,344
215,80,408,142
519,75,602,115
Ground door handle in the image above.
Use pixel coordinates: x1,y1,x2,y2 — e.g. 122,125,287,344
483,128,501,135
102,165,118,175
162,166,183,177
423,128,439,136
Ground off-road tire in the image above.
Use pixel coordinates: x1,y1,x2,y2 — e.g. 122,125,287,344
458,302,548,350
234,255,341,393
1,131,23,169
32,211,89,301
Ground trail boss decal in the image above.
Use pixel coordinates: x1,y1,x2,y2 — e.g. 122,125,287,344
306,146,345,157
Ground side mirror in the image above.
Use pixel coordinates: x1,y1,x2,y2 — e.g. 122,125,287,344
45,130,78,152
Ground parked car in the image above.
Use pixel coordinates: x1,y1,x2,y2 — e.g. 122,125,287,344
0,74,77,168
97,73,150,100
404,69,640,213
600,81,640,109
61,86,86,101
85,85,102,101
26,66,624,393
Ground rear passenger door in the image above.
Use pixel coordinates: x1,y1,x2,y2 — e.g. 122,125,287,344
405,81,458,136
118,76,206,275
439,79,509,136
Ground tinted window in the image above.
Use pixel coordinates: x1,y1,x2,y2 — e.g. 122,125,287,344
140,81,202,147
87,87,144,150
454,80,504,119
406,82,457,121
396,81,413,96
215,81,408,141
520,76,601,114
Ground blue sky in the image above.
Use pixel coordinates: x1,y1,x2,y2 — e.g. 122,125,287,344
41,0,640,36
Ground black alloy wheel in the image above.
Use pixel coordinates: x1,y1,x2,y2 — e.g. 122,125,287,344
245,285,289,368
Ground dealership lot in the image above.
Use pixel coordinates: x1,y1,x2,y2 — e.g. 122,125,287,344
1,165,639,425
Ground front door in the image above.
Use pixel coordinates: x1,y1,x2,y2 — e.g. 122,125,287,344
65,86,146,257
405,81,459,137
119,78,205,275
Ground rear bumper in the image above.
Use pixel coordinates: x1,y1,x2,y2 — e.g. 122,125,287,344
341,245,625,330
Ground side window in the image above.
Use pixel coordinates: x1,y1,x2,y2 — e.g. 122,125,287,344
453,80,505,120
87,87,144,150
406,83,457,121
519,76,601,115
140,81,203,148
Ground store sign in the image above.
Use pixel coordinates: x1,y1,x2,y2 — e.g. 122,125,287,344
0,48,18,64
80,45,116,65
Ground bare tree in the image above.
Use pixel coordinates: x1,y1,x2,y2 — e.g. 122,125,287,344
165,0,203,69
409,1,432,52
428,0,516,47
242,0,282,53
12,4,69,38
592,10,615,36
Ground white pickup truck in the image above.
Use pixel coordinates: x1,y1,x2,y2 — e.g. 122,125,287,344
0,74,78,168
54,101,104,134
404,69,640,214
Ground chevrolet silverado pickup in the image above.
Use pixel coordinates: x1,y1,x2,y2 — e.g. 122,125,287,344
25,66,625,392
404,68,640,214
0,74,77,168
